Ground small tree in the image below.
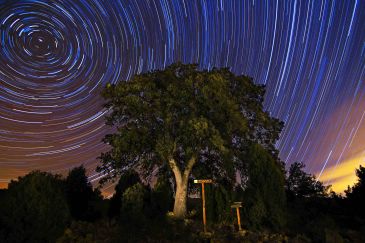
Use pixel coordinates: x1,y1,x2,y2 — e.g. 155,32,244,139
98,63,283,218
345,165,365,197
241,144,286,229
121,183,149,223
345,165,365,219
286,162,329,199
65,165,103,221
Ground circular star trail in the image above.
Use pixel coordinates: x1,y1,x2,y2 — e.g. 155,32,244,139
0,0,364,193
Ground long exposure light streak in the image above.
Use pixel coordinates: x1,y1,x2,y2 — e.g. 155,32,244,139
0,0,364,193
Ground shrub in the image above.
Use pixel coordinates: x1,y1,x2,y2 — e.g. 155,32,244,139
0,171,70,242
121,183,149,223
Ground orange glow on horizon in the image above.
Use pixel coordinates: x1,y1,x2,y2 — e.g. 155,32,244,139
0,182,8,189
317,152,365,193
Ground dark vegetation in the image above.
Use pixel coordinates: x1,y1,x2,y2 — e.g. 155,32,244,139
0,64,364,242
1,164,364,242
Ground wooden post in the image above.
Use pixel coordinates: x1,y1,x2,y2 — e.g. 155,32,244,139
202,183,206,233
194,179,212,234
236,207,242,231
231,202,243,232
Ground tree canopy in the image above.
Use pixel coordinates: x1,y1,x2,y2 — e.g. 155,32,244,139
286,162,329,199
345,165,365,199
98,63,284,218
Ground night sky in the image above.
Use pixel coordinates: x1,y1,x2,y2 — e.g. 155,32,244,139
0,0,364,193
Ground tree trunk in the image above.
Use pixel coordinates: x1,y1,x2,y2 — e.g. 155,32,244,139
169,156,196,219
173,177,188,218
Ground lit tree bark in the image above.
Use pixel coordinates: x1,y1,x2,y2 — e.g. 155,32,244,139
169,156,196,218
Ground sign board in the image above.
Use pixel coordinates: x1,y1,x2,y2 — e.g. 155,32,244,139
231,202,243,208
193,179,213,184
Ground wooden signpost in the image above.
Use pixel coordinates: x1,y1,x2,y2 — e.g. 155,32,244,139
231,201,244,233
194,179,212,234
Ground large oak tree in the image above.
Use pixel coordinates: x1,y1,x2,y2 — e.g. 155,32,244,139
98,63,283,218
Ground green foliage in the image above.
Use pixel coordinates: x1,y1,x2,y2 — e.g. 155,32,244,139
56,220,118,243
0,171,70,243
98,63,283,218
240,144,286,230
108,172,174,221
191,163,235,224
65,165,103,221
205,183,233,224
108,170,141,218
150,175,174,216
286,162,329,200
121,183,149,223
97,62,283,185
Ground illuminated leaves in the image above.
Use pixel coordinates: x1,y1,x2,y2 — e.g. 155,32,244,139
98,63,283,186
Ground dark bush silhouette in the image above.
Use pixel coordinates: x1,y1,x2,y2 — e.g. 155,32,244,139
286,162,329,200
0,171,70,243
120,183,150,223
65,165,103,221
345,165,365,223
241,144,286,230
1,162,365,242
107,170,141,218
150,175,174,217
204,182,233,224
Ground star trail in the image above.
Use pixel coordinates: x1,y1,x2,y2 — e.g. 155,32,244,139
0,0,364,193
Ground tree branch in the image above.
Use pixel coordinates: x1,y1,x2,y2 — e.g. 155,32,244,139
183,156,196,182
169,158,182,184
